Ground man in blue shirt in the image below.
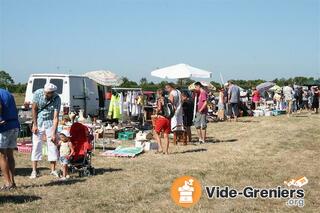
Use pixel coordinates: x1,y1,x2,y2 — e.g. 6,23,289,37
30,83,61,179
0,88,20,190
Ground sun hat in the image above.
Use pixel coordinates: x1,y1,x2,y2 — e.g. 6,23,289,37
44,83,57,92
59,130,71,138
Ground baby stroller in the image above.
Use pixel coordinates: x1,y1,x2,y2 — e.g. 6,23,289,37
69,122,95,177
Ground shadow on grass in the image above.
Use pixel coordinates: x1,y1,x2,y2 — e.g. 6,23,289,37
15,167,50,177
22,178,87,189
292,115,309,118
0,195,41,204
236,120,260,123
93,147,116,152
95,168,123,175
191,137,238,143
206,137,238,143
172,148,207,154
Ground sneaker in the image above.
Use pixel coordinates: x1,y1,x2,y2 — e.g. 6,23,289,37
59,177,67,181
29,171,38,179
65,175,70,179
50,170,60,178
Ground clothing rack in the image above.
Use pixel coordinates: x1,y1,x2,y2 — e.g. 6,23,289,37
108,88,144,123
112,88,142,91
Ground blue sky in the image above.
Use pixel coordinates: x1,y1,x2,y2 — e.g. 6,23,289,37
0,0,319,83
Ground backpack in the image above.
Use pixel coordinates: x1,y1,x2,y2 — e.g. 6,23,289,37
162,98,175,119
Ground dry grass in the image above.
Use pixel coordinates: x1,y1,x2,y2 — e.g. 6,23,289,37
12,93,25,107
0,113,319,212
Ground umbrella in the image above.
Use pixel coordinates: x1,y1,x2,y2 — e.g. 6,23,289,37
84,70,123,86
188,81,216,91
151,63,212,79
269,85,282,93
256,81,275,92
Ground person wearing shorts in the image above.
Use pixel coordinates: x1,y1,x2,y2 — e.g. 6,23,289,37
194,112,207,129
194,82,208,143
153,89,171,154
181,91,194,143
0,88,20,191
58,130,74,180
283,84,294,116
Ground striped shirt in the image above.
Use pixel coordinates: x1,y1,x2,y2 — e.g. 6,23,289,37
32,89,61,128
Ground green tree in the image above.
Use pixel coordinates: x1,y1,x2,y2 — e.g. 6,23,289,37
175,78,194,87
293,76,310,86
13,83,27,93
210,81,222,90
139,78,148,86
0,70,14,88
120,77,138,88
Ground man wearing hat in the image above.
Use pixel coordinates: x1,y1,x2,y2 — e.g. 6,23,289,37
30,83,61,179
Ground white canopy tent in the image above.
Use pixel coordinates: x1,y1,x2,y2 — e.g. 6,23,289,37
84,70,123,86
151,63,212,79
151,63,212,121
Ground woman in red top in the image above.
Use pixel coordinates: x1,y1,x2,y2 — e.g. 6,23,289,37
154,89,170,154
252,87,261,110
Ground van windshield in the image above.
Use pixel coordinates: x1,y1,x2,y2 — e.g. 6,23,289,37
32,78,47,92
50,79,63,94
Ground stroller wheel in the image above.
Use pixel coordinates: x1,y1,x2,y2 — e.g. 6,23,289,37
89,167,95,176
83,169,91,177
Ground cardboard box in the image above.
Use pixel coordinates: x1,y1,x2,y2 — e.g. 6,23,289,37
135,141,158,151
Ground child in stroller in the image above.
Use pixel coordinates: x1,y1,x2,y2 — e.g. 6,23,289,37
68,122,95,177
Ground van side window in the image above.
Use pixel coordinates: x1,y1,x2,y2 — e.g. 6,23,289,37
50,79,63,94
32,78,47,92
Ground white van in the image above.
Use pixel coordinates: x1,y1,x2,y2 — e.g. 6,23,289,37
24,74,103,116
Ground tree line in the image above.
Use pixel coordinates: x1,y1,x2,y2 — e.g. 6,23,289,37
0,70,27,93
1,70,319,93
122,76,320,91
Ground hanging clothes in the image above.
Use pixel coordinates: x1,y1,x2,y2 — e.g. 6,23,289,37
108,95,115,118
119,92,124,117
136,94,144,115
170,89,184,131
108,94,121,120
126,91,132,116
131,91,139,116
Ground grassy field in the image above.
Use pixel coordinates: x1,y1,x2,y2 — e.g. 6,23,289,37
0,113,319,212
13,93,25,107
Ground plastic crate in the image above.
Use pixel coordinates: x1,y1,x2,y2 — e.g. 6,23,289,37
118,131,135,140
273,110,286,116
